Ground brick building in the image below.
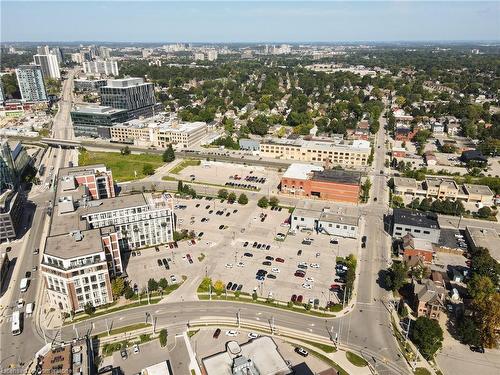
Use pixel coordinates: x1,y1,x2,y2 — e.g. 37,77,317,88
280,164,361,203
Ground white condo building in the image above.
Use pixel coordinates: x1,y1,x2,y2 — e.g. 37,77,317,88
34,54,61,79
83,60,119,76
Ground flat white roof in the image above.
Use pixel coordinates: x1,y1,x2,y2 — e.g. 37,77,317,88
282,163,323,180
141,361,172,375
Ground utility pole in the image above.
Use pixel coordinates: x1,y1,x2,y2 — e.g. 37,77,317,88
237,309,241,330
145,312,150,324
153,315,157,334
209,283,212,300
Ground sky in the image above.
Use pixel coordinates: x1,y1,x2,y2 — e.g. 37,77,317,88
1,1,499,43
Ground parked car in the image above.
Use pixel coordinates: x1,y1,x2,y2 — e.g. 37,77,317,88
470,346,485,353
226,330,238,337
291,294,297,303
213,328,221,339
297,250,302,256
226,282,233,290
244,252,254,257
275,257,285,263
133,344,140,354
297,295,303,303
267,274,276,279
295,347,309,357
262,261,272,266
265,256,274,261
120,349,128,360
248,332,259,339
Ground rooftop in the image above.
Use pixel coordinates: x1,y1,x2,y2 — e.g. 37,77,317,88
261,137,370,151
425,178,458,190
393,177,417,189
282,163,323,180
311,169,361,185
202,336,291,375
71,105,127,115
463,184,493,196
44,228,107,259
103,77,148,88
79,193,148,216
466,226,500,262
393,208,440,230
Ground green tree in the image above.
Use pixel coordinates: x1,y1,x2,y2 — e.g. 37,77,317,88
147,278,159,292
143,164,155,175
213,280,225,296
162,144,175,162
237,193,248,205
269,196,279,207
159,329,168,347
410,317,444,360
227,192,237,203
384,262,408,291
120,146,131,155
124,286,134,299
84,302,96,316
111,277,125,298
218,189,228,199
456,316,481,346
257,197,269,208
158,278,169,290
477,206,492,219
177,180,184,193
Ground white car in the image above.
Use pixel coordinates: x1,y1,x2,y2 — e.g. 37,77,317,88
237,262,245,267
302,283,313,289
16,299,24,309
305,277,314,283
133,344,140,354
298,262,308,267
271,267,280,273
248,332,259,339
170,275,177,283
225,263,233,269
310,263,320,269
225,330,238,337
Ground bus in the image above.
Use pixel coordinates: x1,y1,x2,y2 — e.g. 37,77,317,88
11,310,22,336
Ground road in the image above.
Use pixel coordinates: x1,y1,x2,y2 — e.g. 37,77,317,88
0,70,77,371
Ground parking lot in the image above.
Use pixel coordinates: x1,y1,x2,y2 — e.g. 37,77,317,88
125,195,359,308
172,160,281,195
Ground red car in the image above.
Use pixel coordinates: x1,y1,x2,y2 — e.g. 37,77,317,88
297,295,303,303
291,294,297,303
275,257,285,263
294,271,306,277
330,284,341,291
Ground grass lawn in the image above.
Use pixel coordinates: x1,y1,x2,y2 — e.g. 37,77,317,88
169,159,201,174
414,368,431,375
79,150,164,182
301,346,348,375
346,351,368,367
97,322,151,338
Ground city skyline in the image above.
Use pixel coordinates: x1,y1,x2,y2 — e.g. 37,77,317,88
2,1,499,43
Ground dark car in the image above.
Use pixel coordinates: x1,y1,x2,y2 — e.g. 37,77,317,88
470,346,485,353
294,271,306,277
244,252,254,257
157,259,163,267
213,328,221,339
265,256,274,261
5,246,11,253
243,241,249,247
162,258,168,266
231,283,238,291
374,197,378,202
256,269,268,275
275,257,285,263
198,232,204,237
120,349,128,360
237,284,243,291
257,244,262,249
362,236,367,243
297,295,303,303
209,210,213,214
266,244,271,250
173,242,178,248
205,205,211,209
297,264,308,270
267,274,276,279
262,261,272,266
291,294,297,303
233,209,238,213
195,203,200,208
297,250,302,256
253,242,258,248
219,225,225,230
361,243,366,249
226,282,233,290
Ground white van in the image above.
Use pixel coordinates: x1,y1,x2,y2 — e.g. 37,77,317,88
26,303,34,315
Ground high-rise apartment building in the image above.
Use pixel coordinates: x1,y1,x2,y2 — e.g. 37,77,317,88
71,105,128,138
33,54,61,79
99,46,111,59
0,189,23,242
83,60,119,76
99,77,158,119
15,65,48,102
50,47,64,63
37,45,50,55
207,50,218,61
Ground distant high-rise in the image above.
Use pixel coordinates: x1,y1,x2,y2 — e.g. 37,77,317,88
71,53,84,64
50,47,64,63
0,81,5,104
99,46,111,59
15,65,48,102
194,52,205,61
207,50,218,61
33,54,61,79
99,77,158,119
37,45,50,55
83,60,119,76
